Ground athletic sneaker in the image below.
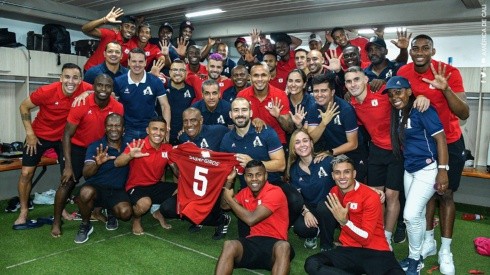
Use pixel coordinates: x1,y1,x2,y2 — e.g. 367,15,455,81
74,223,94,244
5,197,34,212
438,249,455,275
212,214,231,240
421,239,437,259
400,257,424,272
105,212,118,231
393,222,407,243
304,237,318,249
405,258,422,275
188,224,203,233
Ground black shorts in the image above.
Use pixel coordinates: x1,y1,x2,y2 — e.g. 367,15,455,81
236,236,295,270
85,184,131,209
21,138,63,170
367,144,404,192
68,144,87,183
447,136,465,192
127,181,177,205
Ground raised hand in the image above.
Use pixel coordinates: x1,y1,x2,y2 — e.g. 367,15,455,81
391,28,412,49
150,59,165,76
127,139,150,158
319,101,340,126
250,29,261,45
94,144,116,166
159,40,169,56
265,97,284,118
289,104,307,128
176,37,189,58
325,193,349,225
324,49,342,73
252,117,266,133
105,7,124,23
422,62,452,91
244,48,256,63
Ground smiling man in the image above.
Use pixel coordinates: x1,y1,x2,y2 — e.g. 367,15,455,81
178,107,228,151
84,41,128,84
125,22,165,70
222,65,249,103
192,79,233,128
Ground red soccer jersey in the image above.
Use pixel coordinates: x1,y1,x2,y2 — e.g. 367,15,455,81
124,137,172,191
235,182,289,240
350,84,392,150
168,142,241,224
30,81,93,141
238,84,290,144
270,70,288,92
67,94,124,147
122,38,163,69
277,51,296,76
330,182,390,251
397,60,465,143
84,28,130,71
186,64,208,80
185,74,233,101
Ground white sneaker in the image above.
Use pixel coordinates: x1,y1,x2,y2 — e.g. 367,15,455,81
438,249,455,275
421,239,437,259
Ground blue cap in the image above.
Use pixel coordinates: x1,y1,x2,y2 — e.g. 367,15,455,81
382,76,411,94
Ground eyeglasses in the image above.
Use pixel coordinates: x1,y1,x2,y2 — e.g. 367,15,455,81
170,68,186,73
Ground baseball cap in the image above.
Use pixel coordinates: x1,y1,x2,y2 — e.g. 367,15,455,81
382,76,411,94
234,37,247,47
180,20,194,31
309,33,322,43
365,36,387,50
159,22,173,33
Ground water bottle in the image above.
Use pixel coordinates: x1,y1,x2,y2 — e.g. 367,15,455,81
462,213,484,220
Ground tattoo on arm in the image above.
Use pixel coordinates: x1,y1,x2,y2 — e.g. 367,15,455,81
21,113,31,121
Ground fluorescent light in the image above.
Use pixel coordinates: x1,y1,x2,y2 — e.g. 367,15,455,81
185,9,224,18
358,27,405,35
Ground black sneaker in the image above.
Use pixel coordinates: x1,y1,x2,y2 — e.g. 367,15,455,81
393,222,407,244
5,197,33,212
212,214,231,240
74,223,94,244
105,211,118,231
188,224,203,233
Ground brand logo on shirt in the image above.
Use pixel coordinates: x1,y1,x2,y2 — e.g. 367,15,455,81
318,167,328,178
253,136,263,147
371,99,378,107
200,139,210,149
124,88,130,94
429,84,436,89
333,115,342,125
87,110,93,115
350,203,358,210
386,69,393,79
143,87,153,96
217,115,225,124
224,67,229,73
258,199,262,205
299,177,304,182
162,152,168,158
245,199,249,203
184,90,191,98
124,49,130,54
231,143,236,148
54,101,59,105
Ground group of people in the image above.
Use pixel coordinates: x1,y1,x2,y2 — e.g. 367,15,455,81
11,6,469,275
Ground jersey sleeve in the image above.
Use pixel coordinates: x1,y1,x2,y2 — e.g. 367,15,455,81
420,107,444,136
340,103,359,133
306,104,321,126
29,85,50,106
84,141,99,162
447,66,465,93
264,128,283,154
260,187,286,213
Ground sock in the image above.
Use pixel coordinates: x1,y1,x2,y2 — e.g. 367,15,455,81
425,229,434,241
385,230,393,241
440,237,452,252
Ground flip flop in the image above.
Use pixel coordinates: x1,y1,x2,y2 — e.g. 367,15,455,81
12,220,43,230
37,216,54,225
132,230,145,236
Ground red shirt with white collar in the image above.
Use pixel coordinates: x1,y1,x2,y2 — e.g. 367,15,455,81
84,28,131,71
269,69,288,91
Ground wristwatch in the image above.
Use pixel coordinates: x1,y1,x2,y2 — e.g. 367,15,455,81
438,164,449,171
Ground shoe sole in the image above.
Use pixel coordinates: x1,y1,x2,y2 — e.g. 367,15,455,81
74,226,94,244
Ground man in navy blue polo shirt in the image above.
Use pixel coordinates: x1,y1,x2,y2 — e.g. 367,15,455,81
114,48,171,141
222,65,249,103
306,73,367,181
178,107,228,151
74,113,132,244
192,79,233,128
165,59,196,145
84,41,128,84
216,42,236,78
220,97,303,237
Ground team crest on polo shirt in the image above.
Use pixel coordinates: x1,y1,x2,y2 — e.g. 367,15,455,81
200,138,209,148
231,143,236,148
162,152,168,158
299,177,304,182
258,199,262,205
217,115,225,124
333,115,342,125
184,90,191,98
386,69,393,79
350,202,358,210
253,136,263,147
371,99,378,107
145,51,150,57
267,101,273,108
219,82,224,87
124,49,130,54
318,167,328,178
429,84,436,89
143,87,153,95
54,101,59,105
278,78,284,83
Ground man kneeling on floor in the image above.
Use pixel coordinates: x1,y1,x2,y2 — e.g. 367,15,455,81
215,160,294,275
75,113,132,244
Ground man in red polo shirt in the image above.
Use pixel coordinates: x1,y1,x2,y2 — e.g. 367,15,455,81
114,117,176,235
397,34,469,274
82,7,136,72
329,27,369,64
51,74,123,237
14,63,92,230
263,51,288,91
123,22,165,70
186,45,208,79
237,63,293,145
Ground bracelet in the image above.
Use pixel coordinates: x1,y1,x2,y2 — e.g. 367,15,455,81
301,209,310,216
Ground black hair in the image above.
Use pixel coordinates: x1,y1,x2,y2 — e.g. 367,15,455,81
105,41,121,51
390,93,416,159
149,116,167,125
61,63,82,76
105,113,124,125
311,73,336,91
94,73,113,86
287,68,307,83
263,51,277,58
128,47,146,59
245,159,266,170
412,34,434,46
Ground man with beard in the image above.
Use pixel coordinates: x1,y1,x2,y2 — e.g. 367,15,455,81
13,63,92,231
397,34,469,275
165,60,196,145
216,42,236,78
192,80,233,128
178,107,228,151
124,22,165,70
305,50,342,96
222,65,250,103
235,37,255,72
186,45,208,79
52,74,124,237
74,113,132,243
84,41,128,84
82,7,136,72
186,53,233,100
263,51,288,91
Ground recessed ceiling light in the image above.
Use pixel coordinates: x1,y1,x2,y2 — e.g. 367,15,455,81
185,9,224,18
357,27,406,35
